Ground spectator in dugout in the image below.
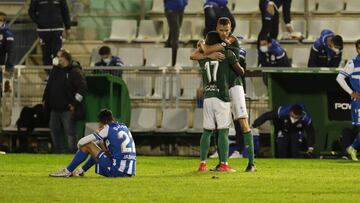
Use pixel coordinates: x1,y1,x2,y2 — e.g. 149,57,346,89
252,103,315,158
43,49,87,153
93,46,123,78
164,0,187,66
258,36,291,67
308,29,343,68
28,0,71,73
203,0,235,37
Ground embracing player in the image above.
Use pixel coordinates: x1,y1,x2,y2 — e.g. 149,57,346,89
49,109,136,177
191,17,256,172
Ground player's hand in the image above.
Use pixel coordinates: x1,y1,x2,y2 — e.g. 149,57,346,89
208,52,225,61
306,147,314,155
197,39,205,48
266,3,275,15
351,92,360,100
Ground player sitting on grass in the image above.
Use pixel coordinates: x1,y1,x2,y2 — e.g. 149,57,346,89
195,31,244,172
49,109,136,177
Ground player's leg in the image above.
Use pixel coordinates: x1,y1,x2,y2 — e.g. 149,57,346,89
347,101,360,161
290,131,302,158
198,98,216,171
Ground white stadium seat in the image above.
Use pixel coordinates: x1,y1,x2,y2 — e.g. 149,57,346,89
179,74,202,100
144,47,172,67
233,20,250,40
292,48,310,68
187,108,203,134
135,20,165,42
314,0,344,14
105,19,137,42
343,0,360,13
149,0,164,13
156,109,189,132
232,0,258,14
130,108,157,132
291,0,316,13
152,76,171,99
117,48,144,67
179,20,192,42
338,20,360,42
175,48,194,68
246,48,259,68
307,20,337,41
123,76,152,99
185,0,203,14
192,19,205,41
249,21,262,42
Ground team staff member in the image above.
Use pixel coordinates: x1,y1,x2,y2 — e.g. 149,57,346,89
258,0,293,40
203,0,235,37
28,0,71,70
336,39,360,161
258,36,291,67
0,12,14,74
308,29,343,68
94,46,123,77
252,104,315,158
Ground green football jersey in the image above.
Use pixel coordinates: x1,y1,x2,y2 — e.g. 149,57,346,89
226,36,243,87
198,49,238,102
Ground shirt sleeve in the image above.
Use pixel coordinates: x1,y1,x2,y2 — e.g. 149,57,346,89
339,59,354,77
93,125,110,140
227,50,238,66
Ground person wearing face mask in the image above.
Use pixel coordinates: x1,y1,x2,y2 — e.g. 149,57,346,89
258,36,291,68
94,46,123,77
308,29,343,68
43,49,87,153
0,12,14,75
252,104,315,158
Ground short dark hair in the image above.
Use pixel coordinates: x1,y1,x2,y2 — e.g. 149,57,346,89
205,31,222,45
258,35,271,43
217,17,231,26
355,39,360,48
59,48,72,62
291,104,303,116
98,46,111,56
332,35,343,49
98,109,114,124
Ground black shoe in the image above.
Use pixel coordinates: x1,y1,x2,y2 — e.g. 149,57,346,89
245,164,256,172
210,163,221,171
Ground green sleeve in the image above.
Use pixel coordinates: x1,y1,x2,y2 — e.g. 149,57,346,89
226,50,238,67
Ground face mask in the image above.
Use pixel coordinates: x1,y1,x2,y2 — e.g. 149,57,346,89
290,117,299,124
52,57,59,66
103,58,111,64
260,46,268,53
332,47,340,55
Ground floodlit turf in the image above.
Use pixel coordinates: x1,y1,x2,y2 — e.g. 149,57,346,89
1,155,360,203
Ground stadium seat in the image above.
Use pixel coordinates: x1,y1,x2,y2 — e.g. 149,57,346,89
130,108,157,132
306,20,337,41
149,0,164,13
105,19,137,42
245,49,259,68
152,76,171,99
343,0,360,13
291,0,316,13
292,48,310,68
184,1,203,14
175,48,194,68
313,0,344,14
187,108,203,134
135,20,165,42
90,46,117,66
156,109,189,132
338,21,360,42
192,19,205,41
249,21,262,42
343,47,357,61
232,0,258,14
179,20,192,42
144,47,172,67
2,106,22,131
179,74,202,100
233,20,250,40
123,76,152,99
117,48,144,67
245,77,267,99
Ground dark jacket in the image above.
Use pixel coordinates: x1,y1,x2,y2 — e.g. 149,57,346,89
164,0,188,11
260,0,292,24
204,0,228,7
308,29,342,68
43,60,87,120
94,55,123,77
28,0,71,30
0,24,15,71
259,39,291,67
252,104,315,148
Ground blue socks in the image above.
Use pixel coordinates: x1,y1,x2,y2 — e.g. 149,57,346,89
66,150,88,172
82,157,96,172
352,132,360,149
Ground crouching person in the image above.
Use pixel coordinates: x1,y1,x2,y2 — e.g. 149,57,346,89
49,109,136,177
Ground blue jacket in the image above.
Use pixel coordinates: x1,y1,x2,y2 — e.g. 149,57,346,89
308,29,342,67
164,0,188,11
0,24,15,71
204,0,228,7
259,0,292,24
94,56,123,77
258,39,291,67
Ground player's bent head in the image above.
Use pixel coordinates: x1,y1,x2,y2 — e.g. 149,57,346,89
290,104,303,118
98,46,112,57
205,31,222,45
258,35,271,46
331,35,343,50
0,12,7,22
98,109,115,125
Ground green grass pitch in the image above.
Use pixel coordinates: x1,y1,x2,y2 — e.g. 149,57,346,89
1,154,360,203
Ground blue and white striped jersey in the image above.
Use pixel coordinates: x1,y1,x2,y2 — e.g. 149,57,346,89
93,122,136,175
339,55,360,93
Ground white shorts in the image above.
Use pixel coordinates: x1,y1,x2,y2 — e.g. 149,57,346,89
229,85,248,120
203,97,231,130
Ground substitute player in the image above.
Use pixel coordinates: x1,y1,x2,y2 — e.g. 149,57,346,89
196,31,244,172
49,109,136,177
191,17,256,172
336,39,360,161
